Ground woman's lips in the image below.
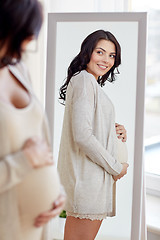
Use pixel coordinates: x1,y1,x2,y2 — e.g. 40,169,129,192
97,64,108,70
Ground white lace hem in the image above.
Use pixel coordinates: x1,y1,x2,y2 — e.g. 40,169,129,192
66,211,108,221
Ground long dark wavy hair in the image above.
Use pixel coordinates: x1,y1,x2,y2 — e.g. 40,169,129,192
59,29,121,102
0,0,43,68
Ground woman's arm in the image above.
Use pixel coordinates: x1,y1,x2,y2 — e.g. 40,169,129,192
71,75,122,176
0,137,53,194
0,150,33,194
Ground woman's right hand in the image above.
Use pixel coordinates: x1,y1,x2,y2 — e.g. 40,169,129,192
112,163,129,182
34,193,66,227
22,137,53,168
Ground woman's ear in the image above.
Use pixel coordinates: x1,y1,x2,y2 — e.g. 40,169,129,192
21,36,34,51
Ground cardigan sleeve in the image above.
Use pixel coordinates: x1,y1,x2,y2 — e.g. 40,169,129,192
0,151,33,194
71,74,123,176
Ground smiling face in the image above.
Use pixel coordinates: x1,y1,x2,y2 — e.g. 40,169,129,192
86,39,116,80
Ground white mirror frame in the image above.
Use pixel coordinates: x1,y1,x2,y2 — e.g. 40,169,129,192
45,12,147,240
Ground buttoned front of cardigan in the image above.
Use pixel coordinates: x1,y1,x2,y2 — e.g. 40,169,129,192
58,70,123,220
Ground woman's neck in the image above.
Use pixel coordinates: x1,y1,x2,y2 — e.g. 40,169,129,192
0,66,8,79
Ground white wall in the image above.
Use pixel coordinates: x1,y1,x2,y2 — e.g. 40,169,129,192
49,0,128,12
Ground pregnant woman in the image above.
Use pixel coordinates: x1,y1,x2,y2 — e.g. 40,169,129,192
58,30,129,240
0,1,65,240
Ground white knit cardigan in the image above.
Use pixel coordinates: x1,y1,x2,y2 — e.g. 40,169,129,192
58,70,123,220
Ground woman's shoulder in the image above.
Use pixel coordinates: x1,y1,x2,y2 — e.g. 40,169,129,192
71,70,97,89
9,61,26,76
8,61,33,93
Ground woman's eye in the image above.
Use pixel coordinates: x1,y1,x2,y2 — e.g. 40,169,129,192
110,54,116,58
97,51,103,55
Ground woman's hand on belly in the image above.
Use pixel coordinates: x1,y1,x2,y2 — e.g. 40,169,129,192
34,193,66,227
22,136,53,168
115,123,127,142
112,162,129,181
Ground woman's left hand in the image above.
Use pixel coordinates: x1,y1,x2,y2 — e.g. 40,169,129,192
34,193,66,227
115,123,127,142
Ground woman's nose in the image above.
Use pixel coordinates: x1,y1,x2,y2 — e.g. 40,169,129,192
103,54,109,63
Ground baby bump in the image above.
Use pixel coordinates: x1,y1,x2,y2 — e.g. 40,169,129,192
116,138,128,163
16,165,60,235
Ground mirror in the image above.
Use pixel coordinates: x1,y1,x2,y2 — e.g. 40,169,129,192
45,12,147,240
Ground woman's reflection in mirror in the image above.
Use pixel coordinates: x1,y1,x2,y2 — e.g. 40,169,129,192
58,30,129,240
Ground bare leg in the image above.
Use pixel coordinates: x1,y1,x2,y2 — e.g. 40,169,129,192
64,216,102,240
